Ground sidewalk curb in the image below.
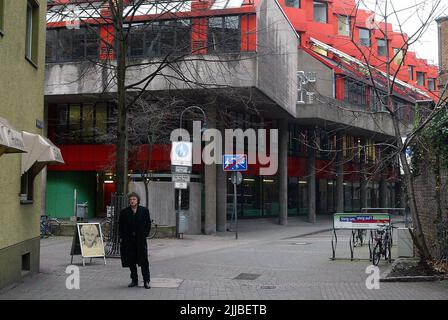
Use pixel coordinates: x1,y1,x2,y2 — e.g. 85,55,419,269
380,258,447,282
282,228,334,240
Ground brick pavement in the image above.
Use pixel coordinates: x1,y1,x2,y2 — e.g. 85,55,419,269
1,215,447,300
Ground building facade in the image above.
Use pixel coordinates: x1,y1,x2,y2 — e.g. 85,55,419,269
44,0,438,234
0,0,48,289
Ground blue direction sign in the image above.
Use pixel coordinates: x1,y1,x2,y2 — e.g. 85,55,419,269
223,154,247,172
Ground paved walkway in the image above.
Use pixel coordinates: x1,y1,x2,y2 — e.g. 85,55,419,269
1,215,447,300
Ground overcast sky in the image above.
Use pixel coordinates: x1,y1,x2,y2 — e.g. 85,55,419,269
359,0,448,66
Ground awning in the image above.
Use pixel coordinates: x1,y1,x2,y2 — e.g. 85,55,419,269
21,131,64,175
0,117,26,157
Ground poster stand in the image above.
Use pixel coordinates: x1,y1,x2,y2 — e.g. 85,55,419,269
70,223,107,266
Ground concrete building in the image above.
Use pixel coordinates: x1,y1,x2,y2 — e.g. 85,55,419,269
44,0,437,235
0,0,53,289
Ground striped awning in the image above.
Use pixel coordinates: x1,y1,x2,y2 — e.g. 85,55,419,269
0,117,26,157
21,131,64,175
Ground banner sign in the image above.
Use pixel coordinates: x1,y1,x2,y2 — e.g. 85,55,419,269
333,213,390,230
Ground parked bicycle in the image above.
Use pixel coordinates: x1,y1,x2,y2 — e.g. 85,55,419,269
148,219,158,239
40,215,62,238
372,223,396,265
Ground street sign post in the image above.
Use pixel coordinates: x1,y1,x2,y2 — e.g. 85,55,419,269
171,142,193,239
224,155,246,240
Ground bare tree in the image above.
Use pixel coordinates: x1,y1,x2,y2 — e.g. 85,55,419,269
328,0,448,261
47,0,261,195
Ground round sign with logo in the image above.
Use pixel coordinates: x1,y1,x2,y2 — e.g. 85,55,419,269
171,141,193,167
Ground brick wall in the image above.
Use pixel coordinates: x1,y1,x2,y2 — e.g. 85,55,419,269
438,17,448,96
414,154,448,258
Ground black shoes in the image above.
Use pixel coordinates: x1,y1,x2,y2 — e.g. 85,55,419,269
128,280,150,288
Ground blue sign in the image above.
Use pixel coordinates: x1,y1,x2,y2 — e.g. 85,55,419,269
223,154,247,172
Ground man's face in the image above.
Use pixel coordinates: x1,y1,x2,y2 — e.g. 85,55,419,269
129,196,138,208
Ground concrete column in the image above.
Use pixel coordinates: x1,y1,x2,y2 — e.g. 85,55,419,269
336,132,344,212
279,119,288,226
360,137,367,210
216,120,227,232
379,178,388,208
204,108,217,235
307,128,316,223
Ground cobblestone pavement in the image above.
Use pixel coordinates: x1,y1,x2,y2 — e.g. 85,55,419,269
1,216,447,300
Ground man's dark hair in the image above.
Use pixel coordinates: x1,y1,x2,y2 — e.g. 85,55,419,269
127,192,140,205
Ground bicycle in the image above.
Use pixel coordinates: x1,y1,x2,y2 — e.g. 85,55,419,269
352,229,367,247
148,219,158,239
100,216,113,242
372,224,396,265
40,215,62,238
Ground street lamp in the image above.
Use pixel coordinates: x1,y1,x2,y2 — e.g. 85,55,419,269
179,105,208,134
175,106,207,239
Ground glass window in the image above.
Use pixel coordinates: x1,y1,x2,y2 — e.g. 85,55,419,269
207,16,241,53
285,0,300,8
263,177,279,216
416,71,425,86
0,0,5,33
46,27,99,62
127,20,191,58
337,15,350,37
344,182,352,212
359,28,370,47
45,29,58,62
82,103,94,142
428,78,435,91
408,65,414,80
377,39,386,56
393,48,404,65
145,22,162,57
313,1,327,23
95,103,108,137
344,78,368,107
26,2,35,61
129,25,145,57
86,27,99,59
72,28,86,60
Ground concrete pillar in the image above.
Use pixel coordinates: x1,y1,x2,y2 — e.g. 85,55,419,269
204,108,217,235
307,128,316,223
360,137,367,210
336,132,344,212
216,120,227,232
279,119,288,226
379,178,388,208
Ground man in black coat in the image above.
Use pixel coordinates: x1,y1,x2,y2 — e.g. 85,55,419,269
119,192,151,289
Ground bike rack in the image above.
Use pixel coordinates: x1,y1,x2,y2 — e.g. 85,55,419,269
331,213,390,261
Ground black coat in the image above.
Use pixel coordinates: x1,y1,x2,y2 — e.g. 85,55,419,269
119,206,151,267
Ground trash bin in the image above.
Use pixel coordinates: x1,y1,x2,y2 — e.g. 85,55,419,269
178,211,188,234
76,203,88,220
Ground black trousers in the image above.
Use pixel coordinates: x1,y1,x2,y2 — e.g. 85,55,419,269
129,259,150,283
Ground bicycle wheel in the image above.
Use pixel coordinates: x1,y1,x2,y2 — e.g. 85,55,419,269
385,237,392,262
48,219,61,236
148,224,157,239
100,218,112,242
372,242,381,265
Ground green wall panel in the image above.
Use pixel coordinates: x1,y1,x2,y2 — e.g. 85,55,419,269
46,171,96,219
